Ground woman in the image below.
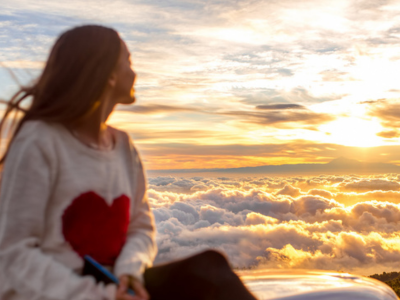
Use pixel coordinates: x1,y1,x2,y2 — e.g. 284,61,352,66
0,25,257,300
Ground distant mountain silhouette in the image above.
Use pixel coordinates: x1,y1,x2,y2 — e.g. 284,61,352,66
327,157,362,166
149,157,400,175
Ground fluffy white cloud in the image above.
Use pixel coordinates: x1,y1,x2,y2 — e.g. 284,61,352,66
149,174,400,275
275,185,302,197
338,179,400,192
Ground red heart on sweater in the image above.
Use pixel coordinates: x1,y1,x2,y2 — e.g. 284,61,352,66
62,192,130,266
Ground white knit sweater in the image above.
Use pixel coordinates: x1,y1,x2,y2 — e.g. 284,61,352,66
0,120,157,300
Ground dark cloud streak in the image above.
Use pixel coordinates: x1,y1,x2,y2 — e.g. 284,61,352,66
116,104,199,114
368,99,400,129
219,109,335,127
256,104,305,110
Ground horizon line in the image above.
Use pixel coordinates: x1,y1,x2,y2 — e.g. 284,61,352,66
147,157,400,173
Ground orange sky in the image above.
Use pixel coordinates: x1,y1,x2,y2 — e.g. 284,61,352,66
2,0,400,169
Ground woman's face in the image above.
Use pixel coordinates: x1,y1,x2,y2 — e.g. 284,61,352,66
110,40,136,105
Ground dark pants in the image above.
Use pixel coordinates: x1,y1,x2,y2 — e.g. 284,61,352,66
144,250,257,300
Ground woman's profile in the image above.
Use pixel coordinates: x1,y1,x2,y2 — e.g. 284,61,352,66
0,25,257,300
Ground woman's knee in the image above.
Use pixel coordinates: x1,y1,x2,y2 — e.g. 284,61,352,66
188,249,230,270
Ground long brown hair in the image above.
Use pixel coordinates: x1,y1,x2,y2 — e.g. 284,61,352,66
0,25,121,163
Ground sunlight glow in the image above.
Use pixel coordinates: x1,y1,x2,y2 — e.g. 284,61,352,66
319,118,384,147
3,0,400,170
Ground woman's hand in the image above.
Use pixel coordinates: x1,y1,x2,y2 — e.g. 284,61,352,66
116,275,149,300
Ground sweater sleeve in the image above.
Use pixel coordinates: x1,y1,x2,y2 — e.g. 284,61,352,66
114,144,157,283
0,135,116,300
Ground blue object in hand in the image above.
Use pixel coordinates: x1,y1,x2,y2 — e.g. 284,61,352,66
83,255,135,296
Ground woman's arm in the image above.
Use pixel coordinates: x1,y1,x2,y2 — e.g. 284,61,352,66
0,135,115,300
113,145,157,284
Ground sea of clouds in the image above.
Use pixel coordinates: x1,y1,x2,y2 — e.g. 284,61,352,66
148,174,400,275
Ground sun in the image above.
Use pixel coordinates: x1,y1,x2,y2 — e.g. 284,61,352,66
319,117,385,147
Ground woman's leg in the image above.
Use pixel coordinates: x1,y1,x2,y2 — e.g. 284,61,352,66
144,250,257,300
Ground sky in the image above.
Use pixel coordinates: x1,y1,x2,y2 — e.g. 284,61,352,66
2,0,400,170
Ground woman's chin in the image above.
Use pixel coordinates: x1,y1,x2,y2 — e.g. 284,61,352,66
128,96,136,104
118,96,136,105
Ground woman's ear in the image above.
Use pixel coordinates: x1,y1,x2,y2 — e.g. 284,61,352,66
108,71,117,88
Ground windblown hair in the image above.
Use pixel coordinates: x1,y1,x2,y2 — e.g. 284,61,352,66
0,25,121,163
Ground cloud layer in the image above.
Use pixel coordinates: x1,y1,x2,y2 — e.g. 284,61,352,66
149,173,400,275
